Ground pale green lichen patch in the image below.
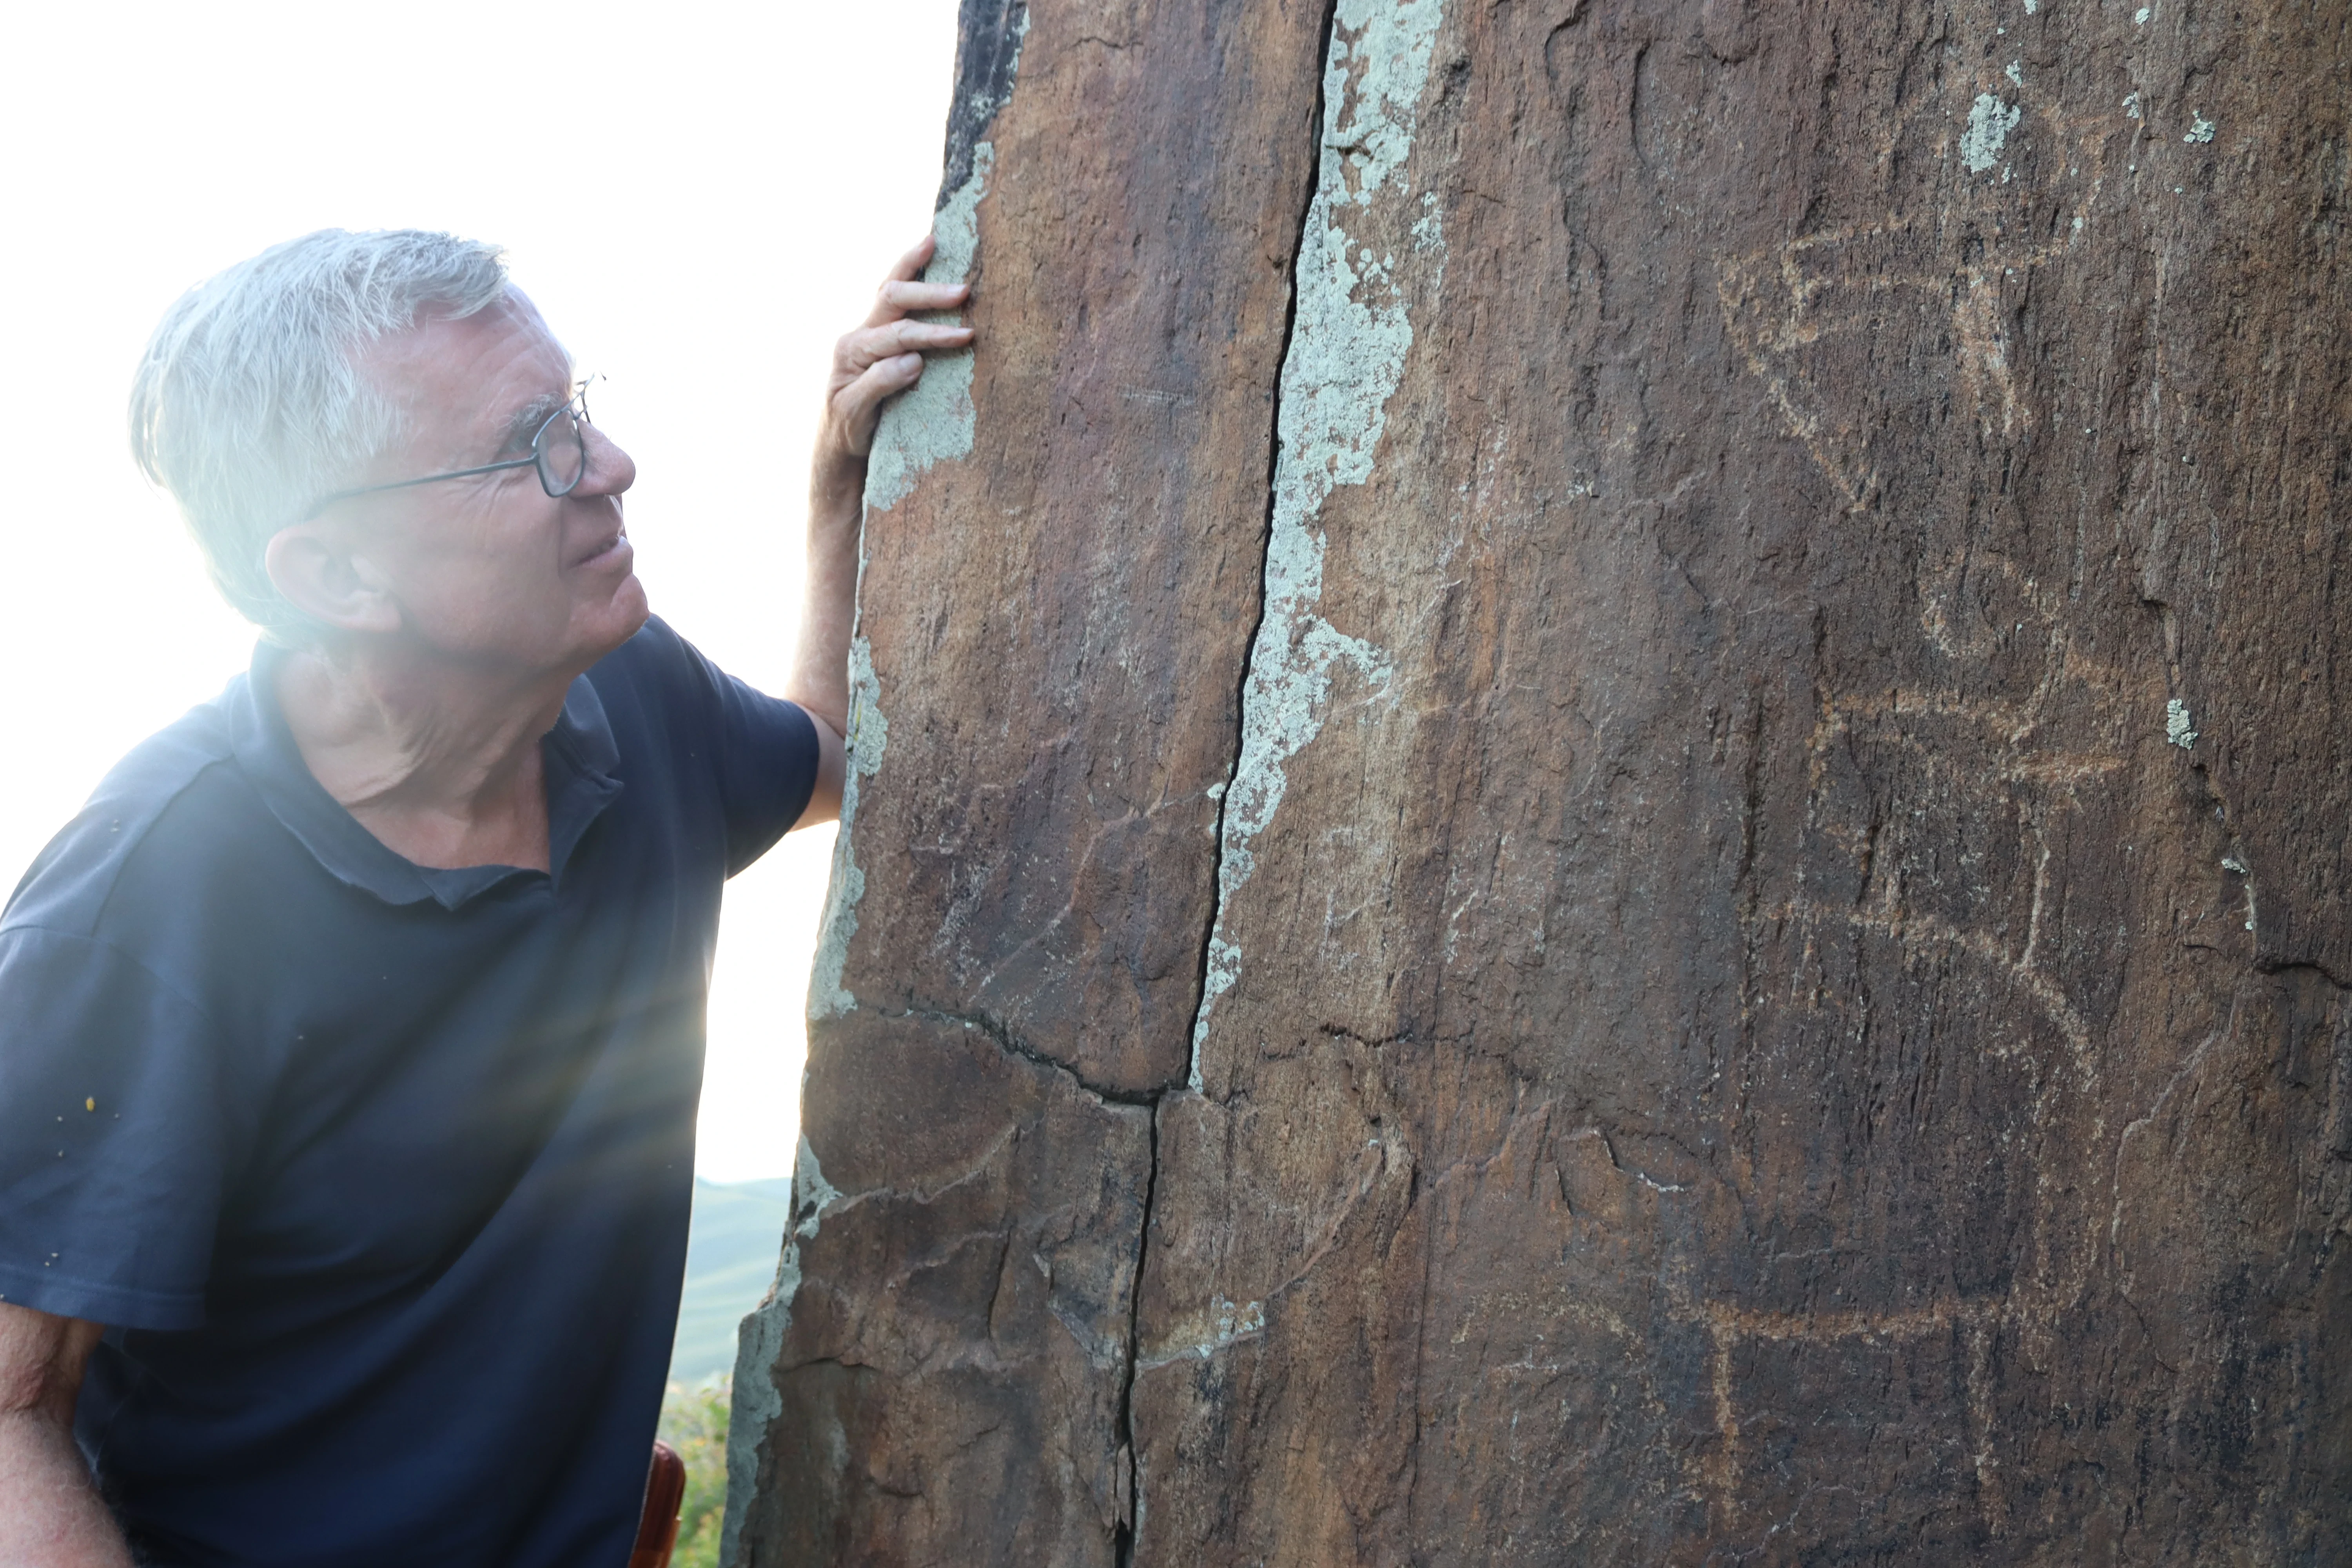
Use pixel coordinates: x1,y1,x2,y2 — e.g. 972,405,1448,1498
2184,114,2215,144
809,637,887,1020
2166,698,2198,749
719,1135,841,1562
1962,93,2022,174
1188,0,1448,1092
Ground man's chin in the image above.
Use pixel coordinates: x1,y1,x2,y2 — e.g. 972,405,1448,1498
553,575,651,673
596,574,653,652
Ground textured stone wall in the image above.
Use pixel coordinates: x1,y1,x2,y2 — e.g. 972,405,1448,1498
728,0,2352,1562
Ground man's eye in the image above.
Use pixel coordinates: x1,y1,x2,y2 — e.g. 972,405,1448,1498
495,401,561,458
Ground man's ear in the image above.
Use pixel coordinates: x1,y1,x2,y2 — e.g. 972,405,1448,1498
264,525,402,635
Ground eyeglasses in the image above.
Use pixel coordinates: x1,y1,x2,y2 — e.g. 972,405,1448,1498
293,376,599,524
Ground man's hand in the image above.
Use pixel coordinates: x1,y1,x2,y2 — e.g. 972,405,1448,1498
787,236,977,828
0,1301,131,1566
816,235,974,470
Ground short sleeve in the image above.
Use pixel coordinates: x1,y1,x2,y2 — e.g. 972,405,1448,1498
0,927,239,1329
655,627,822,876
708,667,821,876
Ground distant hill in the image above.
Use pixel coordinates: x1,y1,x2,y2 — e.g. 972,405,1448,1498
670,1176,794,1385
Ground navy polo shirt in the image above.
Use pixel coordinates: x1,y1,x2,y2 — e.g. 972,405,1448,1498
0,616,818,1568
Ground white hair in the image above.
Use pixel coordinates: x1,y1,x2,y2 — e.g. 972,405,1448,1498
128,228,510,640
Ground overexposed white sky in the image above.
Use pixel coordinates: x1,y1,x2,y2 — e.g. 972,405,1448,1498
0,0,961,1180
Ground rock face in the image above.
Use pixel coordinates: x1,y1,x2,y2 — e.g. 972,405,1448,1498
728,0,2352,1563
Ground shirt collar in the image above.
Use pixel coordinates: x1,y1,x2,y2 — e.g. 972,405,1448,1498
228,642,625,911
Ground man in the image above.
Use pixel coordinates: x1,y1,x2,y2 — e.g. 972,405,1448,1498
0,227,970,1566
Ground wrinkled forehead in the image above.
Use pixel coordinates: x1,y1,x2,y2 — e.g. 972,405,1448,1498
360,287,576,453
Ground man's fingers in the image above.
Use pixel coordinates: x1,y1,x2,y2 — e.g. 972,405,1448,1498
885,235,935,285
822,236,981,457
853,238,934,327
830,353,926,457
872,279,970,318
835,319,973,376
864,236,962,325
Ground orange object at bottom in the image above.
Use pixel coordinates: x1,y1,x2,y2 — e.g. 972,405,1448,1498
628,1441,686,1568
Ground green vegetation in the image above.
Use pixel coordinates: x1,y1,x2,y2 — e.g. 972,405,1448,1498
658,1376,731,1568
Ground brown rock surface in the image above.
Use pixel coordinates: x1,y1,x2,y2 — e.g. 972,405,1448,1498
731,0,2352,1563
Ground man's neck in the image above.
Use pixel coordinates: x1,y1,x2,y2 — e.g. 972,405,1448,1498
274,640,577,873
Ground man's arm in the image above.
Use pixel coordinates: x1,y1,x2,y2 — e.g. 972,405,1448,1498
784,236,973,826
0,1301,131,1567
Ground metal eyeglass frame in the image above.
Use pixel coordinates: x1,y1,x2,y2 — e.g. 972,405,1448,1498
291,376,599,524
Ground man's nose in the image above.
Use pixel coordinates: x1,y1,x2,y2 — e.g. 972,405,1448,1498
574,423,636,497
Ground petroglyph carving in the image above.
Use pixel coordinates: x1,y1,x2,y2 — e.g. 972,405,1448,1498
1717,217,2084,506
